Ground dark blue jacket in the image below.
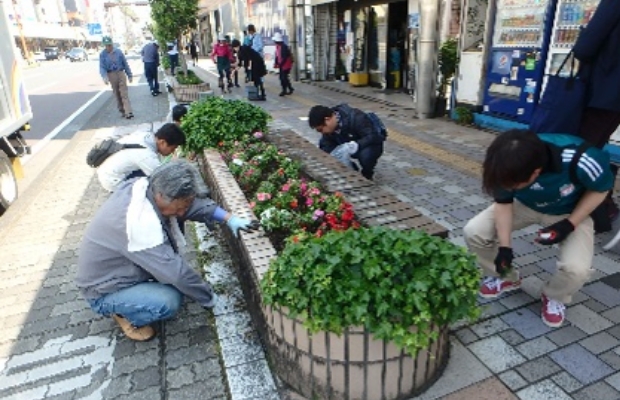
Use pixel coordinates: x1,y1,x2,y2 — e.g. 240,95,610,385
573,0,620,112
318,104,385,154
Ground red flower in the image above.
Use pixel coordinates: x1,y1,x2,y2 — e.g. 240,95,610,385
293,236,300,243
278,168,284,176
342,210,354,222
290,200,298,208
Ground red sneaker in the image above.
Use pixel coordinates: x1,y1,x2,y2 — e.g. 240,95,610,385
479,277,521,299
541,295,565,328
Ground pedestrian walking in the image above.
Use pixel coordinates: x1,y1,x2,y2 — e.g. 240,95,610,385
141,41,161,96
211,34,235,93
308,104,386,180
76,160,259,341
233,41,267,101
464,129,613,328
95,123,185,192
99,36,133,119
272,32,294,96
246,24,264,57
573,0,620,236
189,41,199,66
167,41,179,75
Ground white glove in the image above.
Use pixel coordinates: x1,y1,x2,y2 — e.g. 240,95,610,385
345,141,359,155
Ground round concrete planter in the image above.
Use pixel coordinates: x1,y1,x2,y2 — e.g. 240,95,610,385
199,149,450,400
264,305,449,400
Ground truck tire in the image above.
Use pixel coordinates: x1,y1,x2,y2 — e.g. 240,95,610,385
0,153,18,213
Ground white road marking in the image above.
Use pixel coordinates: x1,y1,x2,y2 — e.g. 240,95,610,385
21,89,107,165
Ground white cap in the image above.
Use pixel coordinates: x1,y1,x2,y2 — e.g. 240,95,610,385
218,33,226,41
272,32,283,42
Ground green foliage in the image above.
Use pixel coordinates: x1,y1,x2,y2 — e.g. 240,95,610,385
149,0,198,43
180,97,271,154
261,227,481,355
176,70,203,85
160,55,171,70
454,106,474,125
438,38,459,98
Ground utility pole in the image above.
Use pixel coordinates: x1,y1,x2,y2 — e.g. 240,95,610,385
286,0,299,81
11,0,31,63
416,0,439,119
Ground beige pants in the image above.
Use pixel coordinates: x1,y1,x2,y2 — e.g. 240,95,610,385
463,201,594,304
108,71,132,115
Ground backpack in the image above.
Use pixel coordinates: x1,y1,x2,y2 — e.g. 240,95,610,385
86,139,145,168
367,112,388,139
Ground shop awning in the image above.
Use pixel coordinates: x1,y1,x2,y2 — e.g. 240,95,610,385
311,0,337,5
10,22,85,41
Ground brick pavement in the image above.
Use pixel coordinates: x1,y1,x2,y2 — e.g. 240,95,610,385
188,60,620,399
0,68,228,399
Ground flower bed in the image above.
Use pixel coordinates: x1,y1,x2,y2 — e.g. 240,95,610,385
186,98,481,400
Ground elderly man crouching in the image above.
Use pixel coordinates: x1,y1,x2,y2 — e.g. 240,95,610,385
76,160,257,341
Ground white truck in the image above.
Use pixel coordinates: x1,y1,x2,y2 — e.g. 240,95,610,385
0,1,32,213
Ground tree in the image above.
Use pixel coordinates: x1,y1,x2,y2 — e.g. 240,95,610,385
149,0,198,74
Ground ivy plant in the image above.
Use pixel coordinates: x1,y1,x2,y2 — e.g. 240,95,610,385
175,70,203,85
261,227,481,355
181,97,270,154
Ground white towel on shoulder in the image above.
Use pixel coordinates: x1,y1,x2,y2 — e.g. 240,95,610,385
126,178,186,252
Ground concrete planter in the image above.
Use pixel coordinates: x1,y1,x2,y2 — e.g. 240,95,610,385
168,75,211,103
199,149,450,400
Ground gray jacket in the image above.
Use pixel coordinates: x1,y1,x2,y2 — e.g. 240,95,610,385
76,179,219,307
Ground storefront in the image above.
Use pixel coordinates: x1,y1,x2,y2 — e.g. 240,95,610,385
335,0,408,89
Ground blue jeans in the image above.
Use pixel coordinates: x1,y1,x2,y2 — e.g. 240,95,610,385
88,282,184,327
144,62,159,92
354,142,384,180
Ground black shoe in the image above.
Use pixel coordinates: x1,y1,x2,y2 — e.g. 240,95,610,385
288,88,294,95
279,91,286,96
257,96,266,101
125,113,134,119
235,84,240,88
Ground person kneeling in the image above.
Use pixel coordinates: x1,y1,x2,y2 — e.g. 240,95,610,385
308,104,385,180
76,160,258,341
464,129,613,328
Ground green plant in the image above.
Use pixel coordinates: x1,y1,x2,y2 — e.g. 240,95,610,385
454,106,474,125
261,227,481,355
181,97,270,154
175,70,203,85
437,38,459,99
161,55,171,70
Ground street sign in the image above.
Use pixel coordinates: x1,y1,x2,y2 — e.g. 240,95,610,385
87,23,102,35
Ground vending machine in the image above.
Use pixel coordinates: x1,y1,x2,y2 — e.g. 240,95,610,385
544,0,600,79
482,0,558,123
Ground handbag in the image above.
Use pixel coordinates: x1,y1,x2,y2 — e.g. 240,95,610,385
529,51,586,135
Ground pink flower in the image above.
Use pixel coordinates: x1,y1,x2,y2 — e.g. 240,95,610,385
310,187,321,196
300,182,308,192
254,131,264,139
257,193,272,202
249,202,256,209
312,209,325,221
281,183,290,192
306,197,314,207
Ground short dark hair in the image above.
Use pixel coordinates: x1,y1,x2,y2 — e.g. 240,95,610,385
172,104,188,122
482,129,548,195
308,105,334,128
247,24,256,33
231,39,241,48
155,123,186,146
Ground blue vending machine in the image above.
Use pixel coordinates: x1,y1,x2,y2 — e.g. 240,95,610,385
482,0,558,123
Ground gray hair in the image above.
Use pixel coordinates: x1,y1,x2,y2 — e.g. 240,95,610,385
149,160,210,203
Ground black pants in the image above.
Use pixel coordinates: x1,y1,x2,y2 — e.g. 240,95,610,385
253,77,265,98
578,107,620,232
168,54,179,74
144,62,159,92
279,69,292,92
353,142,384,180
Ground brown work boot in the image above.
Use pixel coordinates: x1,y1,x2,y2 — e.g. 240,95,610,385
112,314,156,341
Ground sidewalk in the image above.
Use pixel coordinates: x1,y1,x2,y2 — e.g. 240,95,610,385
189,58,620,400
0,72,230,399
2,57,620,400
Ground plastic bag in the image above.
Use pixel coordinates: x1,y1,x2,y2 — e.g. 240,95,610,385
330,143,355,169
